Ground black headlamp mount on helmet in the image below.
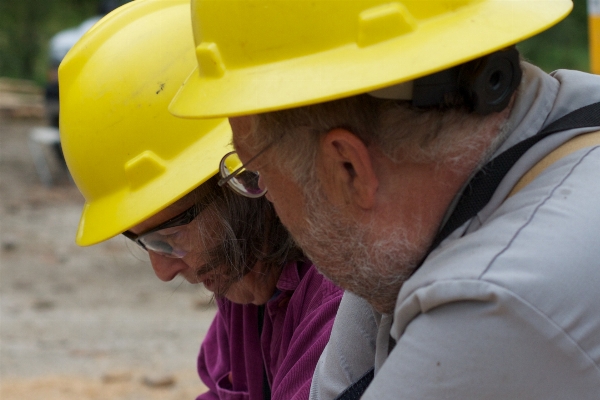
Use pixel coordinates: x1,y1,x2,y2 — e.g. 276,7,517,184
412,46,522,115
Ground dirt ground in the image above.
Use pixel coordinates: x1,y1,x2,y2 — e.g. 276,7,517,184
0,114,217,398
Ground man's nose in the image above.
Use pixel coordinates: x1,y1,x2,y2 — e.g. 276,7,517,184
148,252,188,281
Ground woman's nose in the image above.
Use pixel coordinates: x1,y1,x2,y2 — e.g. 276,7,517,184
148,252,188,281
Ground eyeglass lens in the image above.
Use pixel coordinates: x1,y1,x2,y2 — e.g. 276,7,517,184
125,203,202,259
220,152,266,198
138,232,188,258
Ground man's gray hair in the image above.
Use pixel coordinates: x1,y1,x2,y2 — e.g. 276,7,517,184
251,91,512,186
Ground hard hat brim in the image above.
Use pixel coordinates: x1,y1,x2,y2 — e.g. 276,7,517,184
57,0,233,247
170,0,572,119
75,120,232,246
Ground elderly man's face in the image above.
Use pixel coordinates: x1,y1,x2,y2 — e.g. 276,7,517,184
229,116,423,313
229,102,505,313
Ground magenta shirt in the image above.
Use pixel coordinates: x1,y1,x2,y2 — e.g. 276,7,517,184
196,261,343,400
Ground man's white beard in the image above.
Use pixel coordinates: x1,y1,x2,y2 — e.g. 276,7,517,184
292,180,426,314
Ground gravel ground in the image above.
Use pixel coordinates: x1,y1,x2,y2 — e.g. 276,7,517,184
0,115,217,399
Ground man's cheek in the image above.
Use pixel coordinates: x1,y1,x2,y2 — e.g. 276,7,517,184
265,191,274,203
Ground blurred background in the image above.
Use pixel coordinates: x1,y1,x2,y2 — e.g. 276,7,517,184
0,0,595,86
0,0,598,399
1,1,217,399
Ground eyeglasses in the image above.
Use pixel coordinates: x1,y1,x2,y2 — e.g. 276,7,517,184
218,146,272,198
122,204,201,258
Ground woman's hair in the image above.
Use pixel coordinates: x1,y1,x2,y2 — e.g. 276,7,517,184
190,176,304,297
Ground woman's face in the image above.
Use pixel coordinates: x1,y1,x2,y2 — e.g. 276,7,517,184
128,193,279,305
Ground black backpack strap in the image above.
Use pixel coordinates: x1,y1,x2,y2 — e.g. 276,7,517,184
333,367,375,400
429,101,600,252
332,101,600,400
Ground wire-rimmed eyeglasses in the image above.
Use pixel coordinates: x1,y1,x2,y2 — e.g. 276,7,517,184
218,144,273,198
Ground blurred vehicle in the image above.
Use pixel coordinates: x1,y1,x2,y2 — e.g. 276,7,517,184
45,0,129,128
45,16,101,128
41,1,129,179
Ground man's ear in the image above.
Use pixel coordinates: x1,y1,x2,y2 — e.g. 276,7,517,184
318,128,378,210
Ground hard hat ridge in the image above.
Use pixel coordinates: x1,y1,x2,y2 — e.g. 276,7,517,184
170,0,573,119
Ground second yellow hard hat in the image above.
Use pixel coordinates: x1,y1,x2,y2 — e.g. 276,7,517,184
170,0,572,119
60,0,232,246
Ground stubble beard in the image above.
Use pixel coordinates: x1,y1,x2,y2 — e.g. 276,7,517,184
292,180,426,314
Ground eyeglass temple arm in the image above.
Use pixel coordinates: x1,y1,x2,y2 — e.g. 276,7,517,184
218,164,245,187
218,141,277,188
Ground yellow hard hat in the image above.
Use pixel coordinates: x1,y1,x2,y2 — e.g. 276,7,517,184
170,0,572,119
59,0,232,246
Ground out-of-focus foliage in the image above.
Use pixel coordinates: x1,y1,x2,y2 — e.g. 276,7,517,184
1,0,47,82
0,0,594,87
0,0,103,86
517,0,590,72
